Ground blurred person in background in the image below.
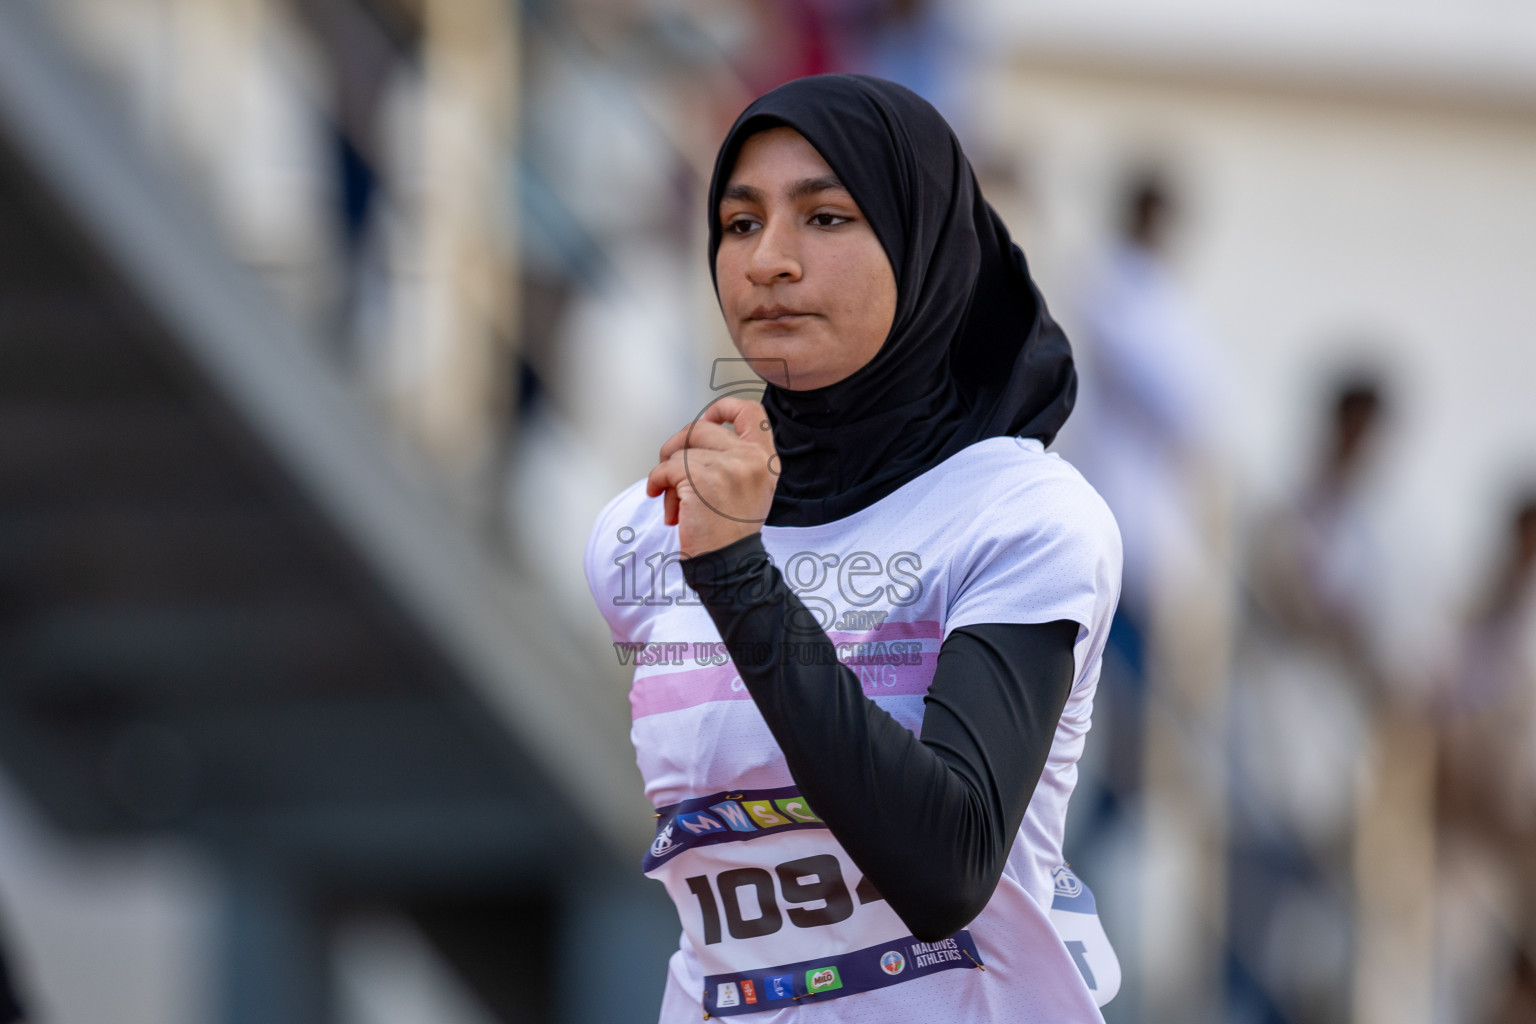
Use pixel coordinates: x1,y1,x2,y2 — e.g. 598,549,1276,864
1065,175,1230,1022
739,0,833,93
1489,947,1536,1024
819,0,959,120
703,0,959,132
1230,375,1393,1022
1068,172,1224,824
1250,379,1389,687
1434,493,1536,1024
287,0,418,363
1072,172,1221,643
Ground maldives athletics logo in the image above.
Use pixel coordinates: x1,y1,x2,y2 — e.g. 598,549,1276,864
649,822,676,858
1052,863,1084,899
879,950,906,976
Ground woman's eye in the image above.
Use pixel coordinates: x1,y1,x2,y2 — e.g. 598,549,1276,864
725,219,759,235
810,213,849,227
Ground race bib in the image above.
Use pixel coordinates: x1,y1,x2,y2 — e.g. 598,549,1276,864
647,786,984,1016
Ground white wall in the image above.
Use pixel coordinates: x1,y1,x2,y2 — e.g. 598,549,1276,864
963,0,1536,101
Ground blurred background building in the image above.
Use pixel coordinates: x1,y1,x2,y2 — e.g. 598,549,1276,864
0,0,1533,1021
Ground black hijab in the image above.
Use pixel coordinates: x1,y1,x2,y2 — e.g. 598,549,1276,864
707,74,1076,528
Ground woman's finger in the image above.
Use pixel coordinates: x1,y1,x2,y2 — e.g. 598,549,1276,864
664,481,680,526
649,450,713,526
658,419,741,462
646,459,683,525
700,397,775,454
646,456,682,499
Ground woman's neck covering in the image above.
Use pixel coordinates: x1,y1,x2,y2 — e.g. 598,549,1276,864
707,74,1076,528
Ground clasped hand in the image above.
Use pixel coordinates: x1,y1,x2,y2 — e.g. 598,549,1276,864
646,397,779,558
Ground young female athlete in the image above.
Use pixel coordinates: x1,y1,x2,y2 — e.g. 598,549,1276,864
586,75,1122,1022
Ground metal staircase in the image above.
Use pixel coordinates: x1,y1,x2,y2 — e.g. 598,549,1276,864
0,3,670,1021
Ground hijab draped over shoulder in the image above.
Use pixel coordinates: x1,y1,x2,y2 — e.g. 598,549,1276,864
707,74,1076,528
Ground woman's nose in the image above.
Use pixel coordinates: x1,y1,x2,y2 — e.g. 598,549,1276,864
746,218,801,284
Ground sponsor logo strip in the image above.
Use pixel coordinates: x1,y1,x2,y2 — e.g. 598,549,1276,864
701,930,983,1017
644,786,824,871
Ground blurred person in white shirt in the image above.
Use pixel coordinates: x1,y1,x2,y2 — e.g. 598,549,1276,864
1434,494,1536,1024
1065,171,1231,1022
1071,173,1223,641
1231,376,1396,1023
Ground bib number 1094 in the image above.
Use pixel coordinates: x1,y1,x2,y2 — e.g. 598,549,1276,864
685,855,883,945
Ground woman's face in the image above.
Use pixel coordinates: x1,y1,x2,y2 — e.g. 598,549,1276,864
716,127,896,391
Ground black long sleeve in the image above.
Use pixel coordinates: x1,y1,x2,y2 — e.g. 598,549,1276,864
682,533,1078,942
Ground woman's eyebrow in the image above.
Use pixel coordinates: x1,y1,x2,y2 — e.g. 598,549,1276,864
785,174,849,201
721,182,763,205
719,175,850,208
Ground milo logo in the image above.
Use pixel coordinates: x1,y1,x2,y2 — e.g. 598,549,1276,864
805,967,843,993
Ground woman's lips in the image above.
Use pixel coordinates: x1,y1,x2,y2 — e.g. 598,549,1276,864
748,306,811,325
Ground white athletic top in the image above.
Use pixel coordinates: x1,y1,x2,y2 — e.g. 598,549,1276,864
585,437,1122,1023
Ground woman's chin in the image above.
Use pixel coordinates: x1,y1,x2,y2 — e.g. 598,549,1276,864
736,342,821,390
734,319,881,391
752,362,841,391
